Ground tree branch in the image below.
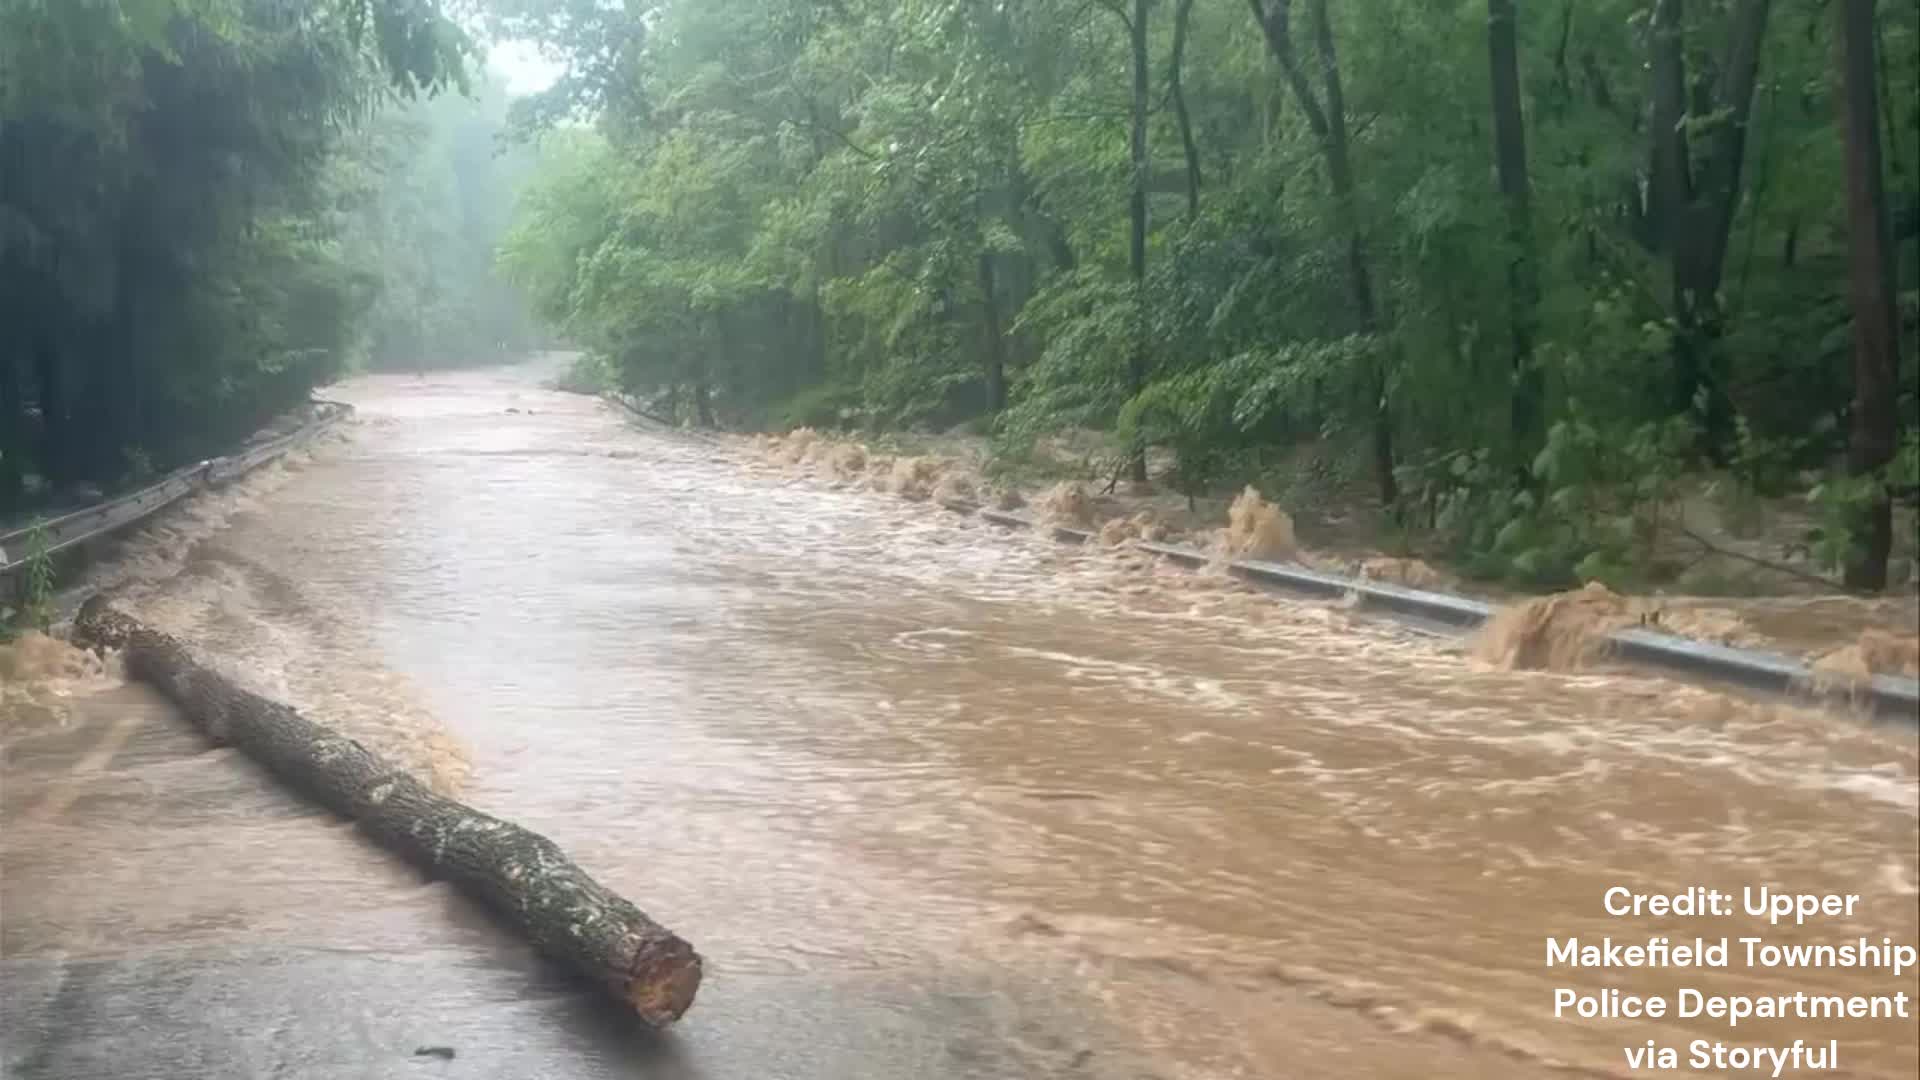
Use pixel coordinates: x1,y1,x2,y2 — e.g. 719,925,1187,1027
1552,0,1574,102
791,110,880,161
1247,0,1331,138
1169,0,1202,218
1693,0,1772,282
1675,523,1856,593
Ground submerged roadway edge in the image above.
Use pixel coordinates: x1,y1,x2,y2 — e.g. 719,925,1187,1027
599,390,1917,725
33,388,1910,725
958,505,1920,725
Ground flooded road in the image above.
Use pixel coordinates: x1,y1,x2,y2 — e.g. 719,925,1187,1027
5,361,1917,1078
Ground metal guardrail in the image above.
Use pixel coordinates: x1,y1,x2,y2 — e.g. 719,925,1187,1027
0,402,350,582
962,502,1920,724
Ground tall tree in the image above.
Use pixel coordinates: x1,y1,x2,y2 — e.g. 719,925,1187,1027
493,0,1920,592
1168,0,1202,221
0,0,473,513
1644,0,1774,457
1834,0,1902,589
1487,0,1541,469
1248,0,1396,503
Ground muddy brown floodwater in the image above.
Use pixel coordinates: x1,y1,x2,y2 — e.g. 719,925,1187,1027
4,359,1917,1079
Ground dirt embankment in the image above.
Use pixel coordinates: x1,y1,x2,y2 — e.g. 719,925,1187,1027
747,426,1920,682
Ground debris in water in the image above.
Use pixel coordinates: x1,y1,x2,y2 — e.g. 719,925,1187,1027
1218,486,1296,561
775,426,821,466
1814,629,1920,681
827,441,867,477
110,525,473,794
76,599,705,1028
931,470,976,505
1357,556,1449,591
1098,511,1169,547
887,456,942,501
1,632,106,684
0,631,125,728
1035,482,1093,528
1007,912,1064,937
1649,605,1759,648
1097,517,1133,547
413,1047,456,1061
1473,582,1630,671
988,486,1025,511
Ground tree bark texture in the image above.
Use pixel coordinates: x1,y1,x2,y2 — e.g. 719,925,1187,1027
1487,0,1542,468
71,598,704,1027
1834,0,1899,590
1645,0,1773,456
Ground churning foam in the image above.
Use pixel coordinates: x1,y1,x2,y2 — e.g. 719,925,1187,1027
1473,582,1632,671
1815,628,1920,681
1034,482,1094,529
1217,486,1296,562
1,632,126,731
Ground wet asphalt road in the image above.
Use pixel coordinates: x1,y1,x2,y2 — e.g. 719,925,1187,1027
1,689,1545,1080
0,692,1122,1080
13,367,1908,1078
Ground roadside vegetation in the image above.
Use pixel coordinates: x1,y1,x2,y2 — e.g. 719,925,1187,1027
0,0,535,520
493,0,1918,595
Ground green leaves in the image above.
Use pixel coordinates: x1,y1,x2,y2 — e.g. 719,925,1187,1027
1,0,487,508
472,0,1918,590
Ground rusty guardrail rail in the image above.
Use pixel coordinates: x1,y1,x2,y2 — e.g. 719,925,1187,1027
966,504,1919,724
0,401,350,584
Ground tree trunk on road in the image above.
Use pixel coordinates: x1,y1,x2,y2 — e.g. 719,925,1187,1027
72,598,704,1027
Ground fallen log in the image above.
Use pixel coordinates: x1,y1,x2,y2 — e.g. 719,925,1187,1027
72,596,702,1027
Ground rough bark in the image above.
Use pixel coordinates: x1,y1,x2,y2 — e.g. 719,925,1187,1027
71,599,704,1027
1834,0,1899,590
1645,0,1774,456
1487,0,1542,468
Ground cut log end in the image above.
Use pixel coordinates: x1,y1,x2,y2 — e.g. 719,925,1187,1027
627,947,704,1026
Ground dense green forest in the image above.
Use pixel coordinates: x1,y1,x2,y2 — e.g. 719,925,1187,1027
0,0,533,515
343,76,541,370
493,0,1918,590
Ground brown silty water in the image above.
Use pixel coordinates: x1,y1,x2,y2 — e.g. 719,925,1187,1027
4,359,1915,1078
